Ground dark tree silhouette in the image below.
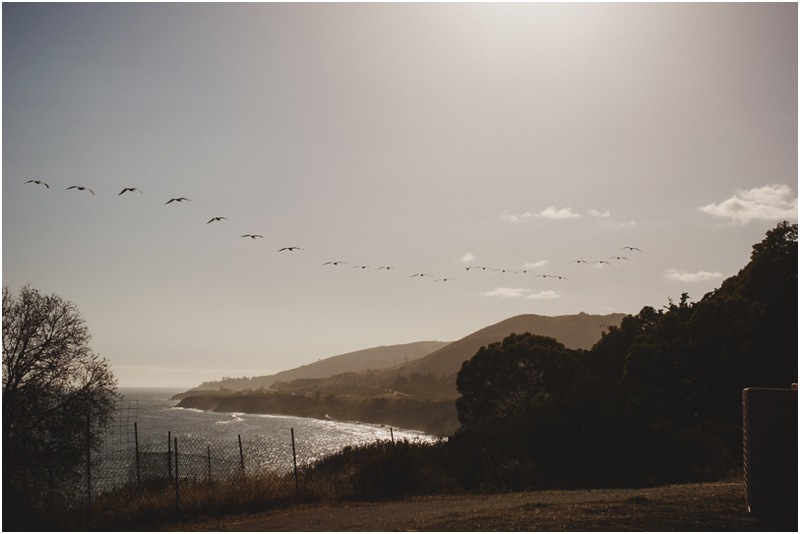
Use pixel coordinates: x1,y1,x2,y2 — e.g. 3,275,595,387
3,285,118,524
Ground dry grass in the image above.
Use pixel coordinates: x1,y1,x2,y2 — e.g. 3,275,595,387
172,480,783,532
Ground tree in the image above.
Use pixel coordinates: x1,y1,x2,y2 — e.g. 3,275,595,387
3,284,118,517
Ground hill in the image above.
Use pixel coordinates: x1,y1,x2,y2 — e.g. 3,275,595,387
406,312,627,377
184,341,450,393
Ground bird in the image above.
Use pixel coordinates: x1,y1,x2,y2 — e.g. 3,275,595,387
411,273,432,277
570,260,589,264
352,265,371,269
608,256,629,261
25,180,49,188
621,247,642,252
377,266,395,270
206,217,229,224
594,260,611,266
323,261,348,266
165,197,190,204
434,278,456,282
495,269,518,274
241,234,264,239
278,247,303,252
67,186,94,195
553,275,570,281
118,188,142,195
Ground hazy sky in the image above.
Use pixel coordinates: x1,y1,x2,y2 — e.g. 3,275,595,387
3,3,797,388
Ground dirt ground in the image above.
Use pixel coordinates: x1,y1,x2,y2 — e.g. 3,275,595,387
171,480,788,531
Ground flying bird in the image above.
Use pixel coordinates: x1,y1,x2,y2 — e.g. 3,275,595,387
206,217,229,224
25,180,49,188
278,247,303,252
67,186,94,195
323,261,348,266
594,260,611,266
608,256,629,261
411,273,432,277
166,197,190,204
494,269,518,274
241,234,264,239
434,278,456,282
119,188,142,195
352,265,371,269
570,260,589,264
377,266,395,270
621,247,642,252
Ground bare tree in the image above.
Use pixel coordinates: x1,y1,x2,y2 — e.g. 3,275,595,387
3,285,118,517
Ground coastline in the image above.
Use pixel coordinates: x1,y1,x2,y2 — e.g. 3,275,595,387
176,392,459,436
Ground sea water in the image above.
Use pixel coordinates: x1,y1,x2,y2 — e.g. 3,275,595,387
109,387,434,461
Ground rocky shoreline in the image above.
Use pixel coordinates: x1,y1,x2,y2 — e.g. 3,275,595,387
176,392,460,435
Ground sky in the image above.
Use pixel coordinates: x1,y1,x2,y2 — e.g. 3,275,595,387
3,3,797,388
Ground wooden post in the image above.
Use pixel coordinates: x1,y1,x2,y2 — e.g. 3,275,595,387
207,444,212,483
291,428,299,498
174,437,179,516
390,427,394,443
86,413,92,518
238,435,245,477
167,431,172,481
134,422,141,489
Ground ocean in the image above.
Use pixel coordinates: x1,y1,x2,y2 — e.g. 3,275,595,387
109,388,434,463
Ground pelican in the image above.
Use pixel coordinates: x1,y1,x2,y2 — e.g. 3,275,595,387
278,247,303,252
206,217,229,224
67,186,94,195
25,180,49,188
621,247,642,252
241,234,264,239
119,188,142,195
165,197,190,204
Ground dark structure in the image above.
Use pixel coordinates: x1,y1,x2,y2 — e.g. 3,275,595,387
742,387,798,529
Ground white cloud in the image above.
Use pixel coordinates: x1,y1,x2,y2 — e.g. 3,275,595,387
664,269,724,282
460,253,476,263
526,290,561,299
522,212,533,218
537,206,581,219
485,287,528,298
605,220,636,228
524,260,548,268
588,209,610,218
501,211,519,222
698,184,798,225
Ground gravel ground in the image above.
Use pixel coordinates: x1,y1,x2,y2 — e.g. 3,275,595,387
171,481,785,531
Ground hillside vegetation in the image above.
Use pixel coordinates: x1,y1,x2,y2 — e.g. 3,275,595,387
407,312,626,377
185,340,449,393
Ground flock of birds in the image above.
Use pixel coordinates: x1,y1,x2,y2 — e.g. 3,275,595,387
24,180,643,284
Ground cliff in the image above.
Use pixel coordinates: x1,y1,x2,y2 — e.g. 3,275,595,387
178,392,459,436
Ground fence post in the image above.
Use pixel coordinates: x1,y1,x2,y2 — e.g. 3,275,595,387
174,437,179,516
390,427,394,443
207,444,212,483
134,422,141,489
238,435,245,478
86,412,92,519
167,431,172,481
291,428,299,498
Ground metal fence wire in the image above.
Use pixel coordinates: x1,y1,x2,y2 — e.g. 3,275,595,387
87,432,304,497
